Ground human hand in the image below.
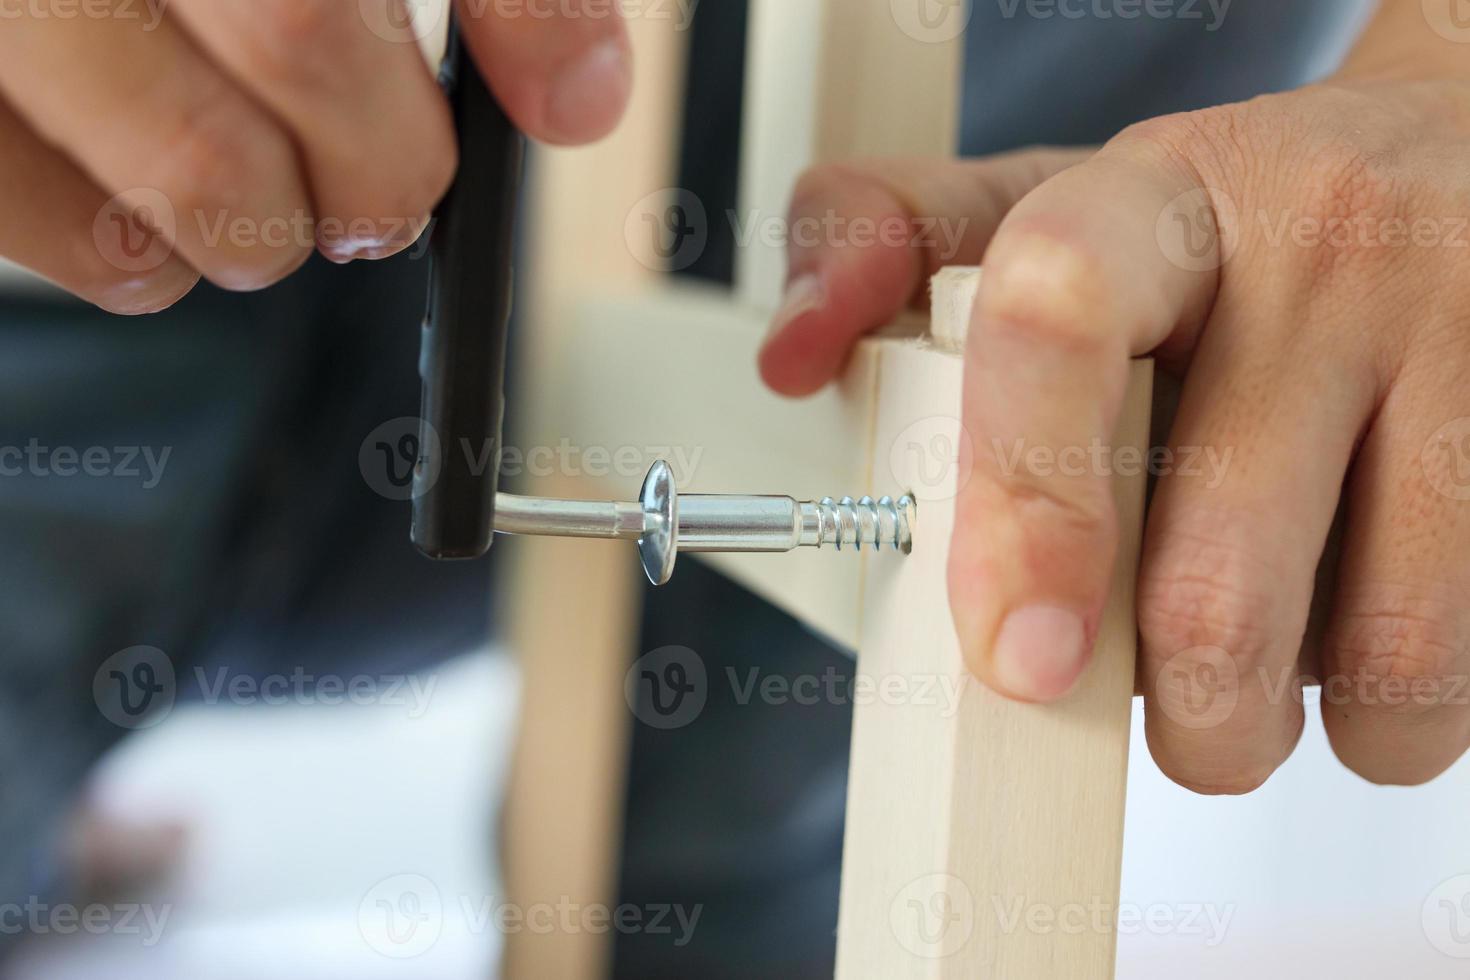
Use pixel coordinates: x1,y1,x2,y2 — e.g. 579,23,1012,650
0,0,631,312
760,77,1470,793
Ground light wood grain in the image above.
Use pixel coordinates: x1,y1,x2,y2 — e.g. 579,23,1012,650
500,13,690,980
554,283,879,649
834,270,1152,979
737,0,964,311
504,7,966,977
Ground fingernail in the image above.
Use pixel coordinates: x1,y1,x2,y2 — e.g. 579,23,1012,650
318,239,404,264
765,273,825,341
546,38,632,144
991,605,1088,701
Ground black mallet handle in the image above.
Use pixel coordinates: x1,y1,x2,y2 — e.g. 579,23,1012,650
413,24,525,559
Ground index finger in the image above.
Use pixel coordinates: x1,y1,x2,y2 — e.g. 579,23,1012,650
951,132,1218,701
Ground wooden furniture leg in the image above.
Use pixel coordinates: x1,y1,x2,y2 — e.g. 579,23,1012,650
835,273,1153,978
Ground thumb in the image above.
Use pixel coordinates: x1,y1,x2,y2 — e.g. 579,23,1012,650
949,132,1221,701
455,0,633,146
758,149,1092,396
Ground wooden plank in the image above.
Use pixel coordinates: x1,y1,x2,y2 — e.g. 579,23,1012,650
500,13,690,980
736,0,964,310
505,7,965,977
556,282,879,650
535,268,969,650
500,533,641,980
812,0,964,162
735,0,826,310
835,271,1152,978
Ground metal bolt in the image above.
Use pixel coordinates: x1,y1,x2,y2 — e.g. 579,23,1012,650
493,460,915,585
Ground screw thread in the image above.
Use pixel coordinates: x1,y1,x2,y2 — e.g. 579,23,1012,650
809,495,915,554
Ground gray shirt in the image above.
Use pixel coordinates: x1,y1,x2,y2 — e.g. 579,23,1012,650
962,0,1375,153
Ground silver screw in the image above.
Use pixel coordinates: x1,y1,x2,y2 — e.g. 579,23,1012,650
494,460,915,585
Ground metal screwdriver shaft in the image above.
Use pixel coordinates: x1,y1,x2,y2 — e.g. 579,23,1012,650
493,461,915,585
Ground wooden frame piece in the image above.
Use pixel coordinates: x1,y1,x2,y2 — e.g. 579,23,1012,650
503,7,1147,980
521,259,1150,980
834,274,1152,979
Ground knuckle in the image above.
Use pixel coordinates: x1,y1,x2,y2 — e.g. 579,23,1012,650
1299,143,1400,225
1289,143,1407,279
384,140,456,225
153,97,311,288
243,0,352,90
790,162,866,213
1325,585,1470,717
1116,102,1259,183
987,469,1116,542
1138,526,1282,677
976,229,1118,356
155,94,297,218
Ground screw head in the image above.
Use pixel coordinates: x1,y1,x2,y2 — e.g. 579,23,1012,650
639,460,678,586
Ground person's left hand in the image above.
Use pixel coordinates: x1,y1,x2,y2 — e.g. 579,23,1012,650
0,0,632,313
760,76,1470,793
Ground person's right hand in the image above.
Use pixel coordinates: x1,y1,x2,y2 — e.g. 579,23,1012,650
0,0,632,313
761,77,1470,794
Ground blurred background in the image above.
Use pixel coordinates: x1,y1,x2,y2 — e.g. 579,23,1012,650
2,1,1467,978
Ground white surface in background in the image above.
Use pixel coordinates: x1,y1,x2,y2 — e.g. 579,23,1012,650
6,650,519,980
1119,695,1470,979
6,648,1468,978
